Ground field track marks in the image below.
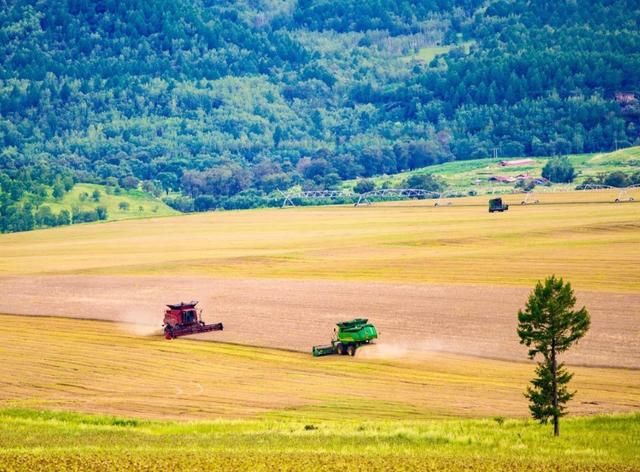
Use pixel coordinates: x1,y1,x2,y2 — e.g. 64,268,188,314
0,275,638,368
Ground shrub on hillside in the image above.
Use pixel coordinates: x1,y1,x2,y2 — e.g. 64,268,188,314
354,179,375,194
194,195,218,212
72,208,102,223
404,174,443,192
222,190,263,210
577,170,639,189
164,196,194,212
35,206,56,227
603,171,629,188
515,179,536,192
57,210,71,226
542,156,575,183
119,176,140,190
52,182,65,200
96,206,108,220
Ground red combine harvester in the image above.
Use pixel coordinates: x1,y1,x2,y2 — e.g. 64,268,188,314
163,301,223,340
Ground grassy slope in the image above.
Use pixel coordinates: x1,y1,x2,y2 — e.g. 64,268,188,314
44,183,178,221
343,146,640,193
0,408,638,471
1,192,638,291
1,315,637,421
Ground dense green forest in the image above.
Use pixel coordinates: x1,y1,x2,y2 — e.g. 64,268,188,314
1,0,639,231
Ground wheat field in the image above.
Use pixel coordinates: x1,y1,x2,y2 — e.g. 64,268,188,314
1,192,639,291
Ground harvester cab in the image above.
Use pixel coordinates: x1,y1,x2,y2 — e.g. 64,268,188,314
163,301,223,340
312,318,378,357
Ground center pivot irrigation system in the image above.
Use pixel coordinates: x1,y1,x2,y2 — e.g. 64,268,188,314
278,183,640,208
581,183,639,202
354,188,453,206
279,189,352,207
521,183,639,205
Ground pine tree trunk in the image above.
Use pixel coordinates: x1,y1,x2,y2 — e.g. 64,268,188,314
551,339,559,437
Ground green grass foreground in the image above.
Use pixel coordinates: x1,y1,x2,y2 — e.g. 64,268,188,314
0,409,638,471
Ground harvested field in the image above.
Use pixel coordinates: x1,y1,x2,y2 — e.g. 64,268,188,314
0,275,638,368
0,314,638,420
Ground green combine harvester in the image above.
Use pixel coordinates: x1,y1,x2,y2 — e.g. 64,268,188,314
312,318,378,357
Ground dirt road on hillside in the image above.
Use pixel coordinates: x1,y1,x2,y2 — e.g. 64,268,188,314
0,275,638,368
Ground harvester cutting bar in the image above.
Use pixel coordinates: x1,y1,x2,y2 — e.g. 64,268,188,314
312,344,336,357
165,322,223,340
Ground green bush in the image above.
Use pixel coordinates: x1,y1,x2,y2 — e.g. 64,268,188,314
354,179,376,194
603,171,629,188
542,156,575,183
404,174,443,193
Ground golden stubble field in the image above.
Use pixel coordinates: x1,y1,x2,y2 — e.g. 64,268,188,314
0,315,638,420
0,192,638,420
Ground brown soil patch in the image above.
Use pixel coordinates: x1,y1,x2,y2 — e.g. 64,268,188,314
1,275,638,369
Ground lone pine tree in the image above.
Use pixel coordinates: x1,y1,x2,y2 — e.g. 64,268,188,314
517,275,590,436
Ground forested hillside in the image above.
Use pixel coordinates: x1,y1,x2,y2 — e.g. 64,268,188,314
294,0,483,35
1,0,639,231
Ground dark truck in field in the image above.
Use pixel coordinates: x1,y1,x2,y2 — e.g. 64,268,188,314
489,197,509,213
